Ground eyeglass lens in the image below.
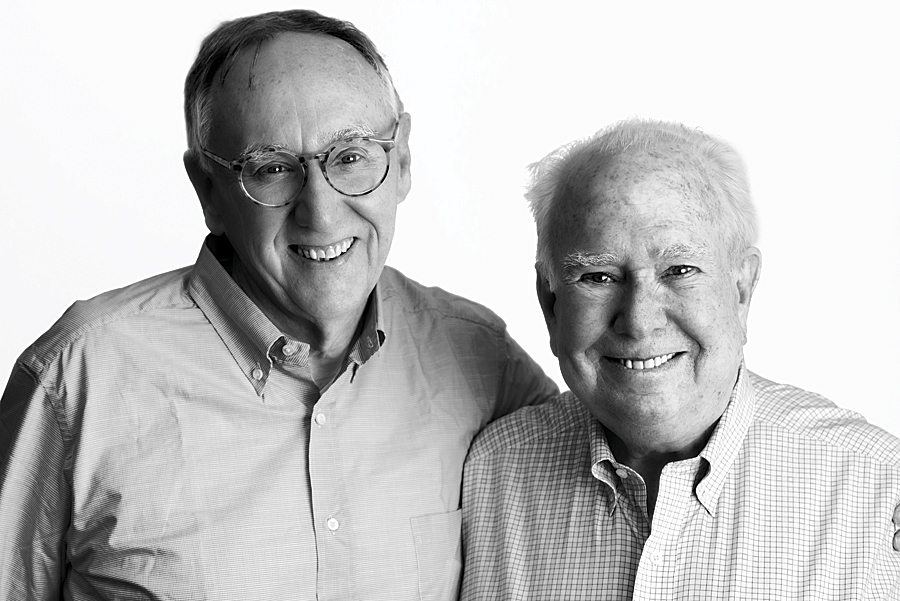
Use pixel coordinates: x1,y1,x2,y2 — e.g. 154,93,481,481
240,138,390,205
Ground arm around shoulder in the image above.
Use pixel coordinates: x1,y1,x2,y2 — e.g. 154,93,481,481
492,331,559,422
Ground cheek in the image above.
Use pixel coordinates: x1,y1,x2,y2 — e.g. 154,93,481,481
355,191,398,233
689,293,745,359
557,293,609,354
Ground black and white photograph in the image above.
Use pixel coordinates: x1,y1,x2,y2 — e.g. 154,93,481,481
1,1,898,598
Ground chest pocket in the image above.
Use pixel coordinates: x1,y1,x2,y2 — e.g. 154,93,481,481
411,509,462,601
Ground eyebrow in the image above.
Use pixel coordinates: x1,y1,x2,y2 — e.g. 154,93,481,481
561,251,620,281
238,124,379,157
562,251,621,271
560,243,712,279
317,124,378,147
657,241,711,261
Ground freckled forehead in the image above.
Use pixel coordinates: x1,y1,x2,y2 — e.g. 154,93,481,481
581,150,699,205
550,149,726,258
557,149,715,227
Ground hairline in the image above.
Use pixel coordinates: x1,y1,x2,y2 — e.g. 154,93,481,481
184,11,403,172
527,120,757,288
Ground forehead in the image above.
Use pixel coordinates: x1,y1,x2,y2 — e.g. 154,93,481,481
554,150,724,258
208,33,393,150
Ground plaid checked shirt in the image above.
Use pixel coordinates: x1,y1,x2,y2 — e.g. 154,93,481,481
0,235,557,601
462,367,900,599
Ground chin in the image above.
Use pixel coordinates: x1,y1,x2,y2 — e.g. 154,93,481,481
296,287,368,320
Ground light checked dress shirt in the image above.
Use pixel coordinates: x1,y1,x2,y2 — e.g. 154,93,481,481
0,235,558,601
462,366,900,600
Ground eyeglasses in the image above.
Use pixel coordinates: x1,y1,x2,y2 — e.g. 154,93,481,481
201,122,399,207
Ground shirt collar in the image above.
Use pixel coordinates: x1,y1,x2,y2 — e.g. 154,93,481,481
695,362,756,516
586,362,756,517
188,235,385,395
351,282,385,365
586,413,621,516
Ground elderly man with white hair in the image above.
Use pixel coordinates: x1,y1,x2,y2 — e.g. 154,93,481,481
461,119,900,599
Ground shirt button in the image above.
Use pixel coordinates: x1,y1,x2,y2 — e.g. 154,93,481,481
251,368,264,381
283,344,297,356
649,550,663,565
315,413,327,426
616,468,629,479
327,517,340,531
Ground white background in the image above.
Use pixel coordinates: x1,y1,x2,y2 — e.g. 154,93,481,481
1,1,897,437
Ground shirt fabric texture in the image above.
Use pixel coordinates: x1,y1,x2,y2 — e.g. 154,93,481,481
461,367,900,600
0,236,558,601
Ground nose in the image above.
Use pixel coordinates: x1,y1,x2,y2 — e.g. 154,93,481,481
612,279,667,338
291,161,343,230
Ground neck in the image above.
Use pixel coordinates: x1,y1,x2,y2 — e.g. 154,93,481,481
231,258,367,386
605,421,717,520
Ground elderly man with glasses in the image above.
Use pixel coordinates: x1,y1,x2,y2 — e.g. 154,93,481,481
0,10,555,600
461,119,900,599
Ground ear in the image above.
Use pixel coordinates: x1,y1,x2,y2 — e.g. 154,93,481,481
735,246,762,342
394,112,412,203
536,266,560,358
184,151,226,235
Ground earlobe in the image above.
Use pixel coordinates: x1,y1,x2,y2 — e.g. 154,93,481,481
536,267,560,358
184,151,225,235
395,112,412,203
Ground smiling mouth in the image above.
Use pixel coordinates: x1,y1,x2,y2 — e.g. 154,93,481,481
289,237,354,262
612,352,680,370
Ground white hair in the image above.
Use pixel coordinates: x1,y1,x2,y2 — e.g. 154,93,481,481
525,118,758,286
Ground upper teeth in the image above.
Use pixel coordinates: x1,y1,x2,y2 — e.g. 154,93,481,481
617,353,676,370
300,238,353,261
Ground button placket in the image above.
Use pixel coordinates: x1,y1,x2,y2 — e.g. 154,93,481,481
634,459,699,597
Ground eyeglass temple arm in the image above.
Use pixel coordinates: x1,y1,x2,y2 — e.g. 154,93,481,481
201,148,242,172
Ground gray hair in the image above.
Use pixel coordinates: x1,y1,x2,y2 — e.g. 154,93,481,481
525,118,757,286
184,9,403,171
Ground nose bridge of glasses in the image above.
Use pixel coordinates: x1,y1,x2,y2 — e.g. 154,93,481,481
302,151,334,194
309,150,331,177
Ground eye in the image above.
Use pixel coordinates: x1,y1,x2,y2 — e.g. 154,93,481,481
243,152,298,180
263,163,291,174
338,152,363,165
579,272,616,285
329,145,374,170
665,265,698,278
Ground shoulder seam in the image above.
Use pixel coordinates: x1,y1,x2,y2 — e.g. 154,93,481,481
25,287,195,382
379,267,507,335
748,375,900,469
752,412,900,469
469,396,586,461
11,362,72,470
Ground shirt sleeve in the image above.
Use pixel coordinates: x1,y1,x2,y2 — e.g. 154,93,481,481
491,331,559,422
460,449,501,600
0,363,69,600
866,498,900,598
